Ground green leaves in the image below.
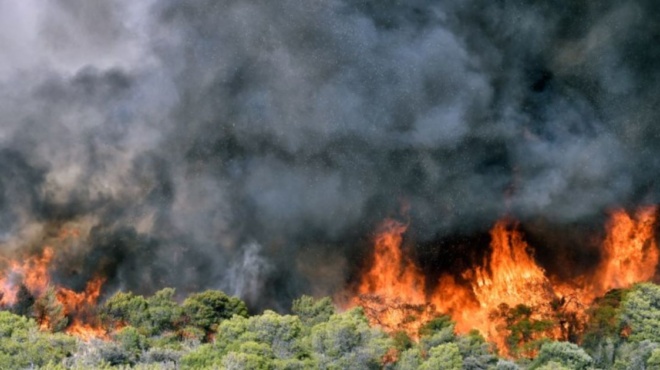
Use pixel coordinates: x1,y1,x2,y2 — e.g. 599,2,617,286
8,283,660,369
419,343,463,370
182,290,248,336
529,341,593,370
0,311,76,368
621,283,660,342
291,295,335,328
310,308,391,369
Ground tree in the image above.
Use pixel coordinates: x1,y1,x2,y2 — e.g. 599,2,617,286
612,340,659,370
493,303,554,357
182,290,247,336
419,315,456,353
34,286,69,332
0,311,76,368
181,309,312,369
621,283,660,342
647,347,660,368
247,310,308,361
395,348,422,370
115,326,149,363
529,341,593,370
581,288,627,368
146,288,183,335
292,295,335,327
310,307,391,369
100,291,150,332
457,330,498,369
419,343,463,370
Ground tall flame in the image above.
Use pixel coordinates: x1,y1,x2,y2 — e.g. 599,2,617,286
345,206,660,357
593,206,658,295
0,246,107,340
0,247,54,305
462,220,557,353
349,220,435,337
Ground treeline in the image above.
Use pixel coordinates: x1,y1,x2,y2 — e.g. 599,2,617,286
4,283,660,369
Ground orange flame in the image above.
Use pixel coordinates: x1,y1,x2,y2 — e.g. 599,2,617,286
0,247,54,305
461,220,557,353
58,277,107,339
348,220,435,337
0,246,107,340
593,206,658,295
345,206,660,357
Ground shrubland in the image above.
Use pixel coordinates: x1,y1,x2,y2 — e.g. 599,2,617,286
5,283,660,369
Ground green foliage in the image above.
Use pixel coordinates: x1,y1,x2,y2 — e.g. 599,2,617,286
0,311,76,368
392,331,413,352
621,283,660,342
534,361,571,370
10,283,660,369
418,314,454,337
494,303,554,357
419,342,463,370
179,343,223,369
181,310,310,369
291,295,335,327
100,292,150,331
647,347,660,368
612,340,659,370
529,341,593,370
35,286,69,332
495,359,521,369
310,307,391,369
145,288,184,335
582,289,627,345
247,311,308,360
114,326,149,362
456,330,498,369
182,290,248,336
581,288,628,367
419,318,456,353
395,348,422,369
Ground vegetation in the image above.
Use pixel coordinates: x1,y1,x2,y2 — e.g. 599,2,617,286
5,283,660,368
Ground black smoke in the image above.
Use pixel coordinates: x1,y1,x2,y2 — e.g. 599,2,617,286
0,0,659,310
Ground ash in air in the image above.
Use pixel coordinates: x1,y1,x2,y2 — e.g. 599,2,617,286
0,0,658,310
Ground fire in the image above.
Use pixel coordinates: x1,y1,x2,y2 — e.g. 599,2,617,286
345,206,660,357
57,277,107,339
593,206,658,295
472,220,552,308
0,247,54,305
0,246,107,340
461,220,557,353
349,219,435,337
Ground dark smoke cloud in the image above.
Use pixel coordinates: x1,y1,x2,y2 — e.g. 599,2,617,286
0,0,659,310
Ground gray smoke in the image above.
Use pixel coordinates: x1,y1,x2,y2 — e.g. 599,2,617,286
0,0,659,310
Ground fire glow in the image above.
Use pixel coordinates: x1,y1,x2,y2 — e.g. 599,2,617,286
345,206,659,356
0,246,107,340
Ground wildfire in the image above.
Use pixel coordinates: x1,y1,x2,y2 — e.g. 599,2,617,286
461,220,557,354
593,207,658,295
0,246,107,340
0,247,54,305
349,219,435,337
345,206,660,357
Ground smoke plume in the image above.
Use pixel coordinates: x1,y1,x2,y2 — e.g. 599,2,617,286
0,0,659,310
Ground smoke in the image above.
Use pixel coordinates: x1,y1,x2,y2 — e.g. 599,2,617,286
0,0,659,310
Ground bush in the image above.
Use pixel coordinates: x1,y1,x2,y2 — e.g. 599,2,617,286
0,311,76,368
530,341,593,370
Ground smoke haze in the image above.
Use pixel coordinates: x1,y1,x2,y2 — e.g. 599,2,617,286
0,0,659,309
